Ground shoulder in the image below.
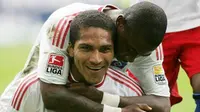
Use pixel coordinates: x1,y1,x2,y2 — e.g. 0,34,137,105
106,67,144,96
107,67,140,85
42,3,102,49
133,44,164,66
11,72,39,111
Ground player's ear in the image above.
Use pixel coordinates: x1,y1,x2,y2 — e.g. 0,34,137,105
116,14,125,32
67,42,74,57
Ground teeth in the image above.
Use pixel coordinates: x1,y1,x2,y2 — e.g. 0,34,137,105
88,67,102,70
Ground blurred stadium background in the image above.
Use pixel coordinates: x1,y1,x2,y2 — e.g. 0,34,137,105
0,0,195,111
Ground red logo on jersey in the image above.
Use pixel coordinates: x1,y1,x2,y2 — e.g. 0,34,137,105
48,54,64,66
126,69,139,83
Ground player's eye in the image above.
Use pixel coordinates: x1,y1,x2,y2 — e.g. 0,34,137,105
100,46,113,53
79,45,92,51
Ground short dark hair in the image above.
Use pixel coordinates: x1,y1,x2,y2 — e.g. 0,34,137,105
70,10,117,46
123,1,167,48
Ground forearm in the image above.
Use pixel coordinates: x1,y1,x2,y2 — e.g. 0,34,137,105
119,95,170,112
40,80,103,112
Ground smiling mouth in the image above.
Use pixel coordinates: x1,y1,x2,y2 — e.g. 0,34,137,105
87,66,104,71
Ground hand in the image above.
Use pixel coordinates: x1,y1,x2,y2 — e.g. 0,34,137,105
66,82,103,103
122,104,152,112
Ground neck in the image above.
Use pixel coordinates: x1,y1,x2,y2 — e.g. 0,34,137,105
70,64,85,82
104,9,123,24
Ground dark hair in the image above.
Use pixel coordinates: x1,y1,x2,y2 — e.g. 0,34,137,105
70,10,117,46
123,1,167,48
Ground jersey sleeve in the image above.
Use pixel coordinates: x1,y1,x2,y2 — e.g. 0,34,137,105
125,44,170,97
8,79,40,112
37,15,74,85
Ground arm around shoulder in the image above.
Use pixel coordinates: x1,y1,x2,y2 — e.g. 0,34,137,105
40,80,104,112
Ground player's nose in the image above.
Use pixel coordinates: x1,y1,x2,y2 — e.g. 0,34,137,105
89,50,103,64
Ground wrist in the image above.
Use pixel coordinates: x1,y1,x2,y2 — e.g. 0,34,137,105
121,108,127,112
101,92,120,107
103,105,121,112
96,91,104,103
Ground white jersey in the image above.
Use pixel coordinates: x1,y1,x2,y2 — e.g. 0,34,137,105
131,0,200,32
0,3,169,109
8,68,143,112
36,2,169,96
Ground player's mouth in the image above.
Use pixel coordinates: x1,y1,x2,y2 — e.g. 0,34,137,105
87,66,104,71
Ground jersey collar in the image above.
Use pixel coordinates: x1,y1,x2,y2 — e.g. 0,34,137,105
68,71,106,88
98,4,119,12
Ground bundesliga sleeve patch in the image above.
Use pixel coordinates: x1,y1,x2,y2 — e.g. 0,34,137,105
153,64,166,85
46,54,64,75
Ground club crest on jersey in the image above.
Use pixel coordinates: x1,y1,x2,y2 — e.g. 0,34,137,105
153,64,166,85
46,54,64,75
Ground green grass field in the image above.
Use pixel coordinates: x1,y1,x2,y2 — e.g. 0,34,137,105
0,45,195,111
